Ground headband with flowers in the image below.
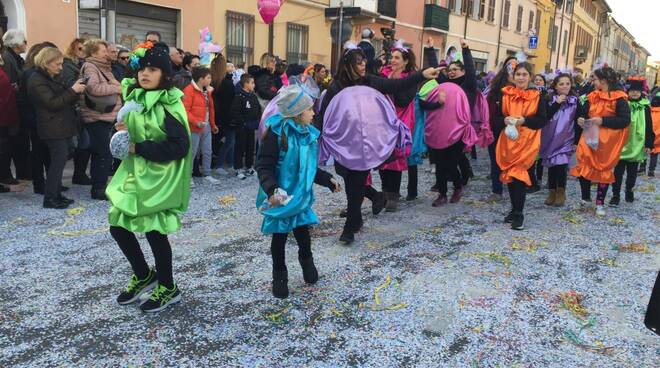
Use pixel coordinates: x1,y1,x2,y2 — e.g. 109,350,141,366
128,41,154,71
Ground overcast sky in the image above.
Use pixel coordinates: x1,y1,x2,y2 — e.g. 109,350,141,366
606,0,659,62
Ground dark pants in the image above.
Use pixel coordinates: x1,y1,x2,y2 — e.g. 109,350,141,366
457,151,473,185
547,164,568,190
44,139,70,200
649,153,658,174
612,160,639,196
379,169,402,195
335,162,369,233
110,226,174,289
407,165,418,198
0,125,31,180
29,128,50,188
488,141,503,195
73,148,91,179
528,159,544,188
365,185,378,202
645,270,660,335
86,122,113,191
234,127,255,170
507,179,527,215
579,177,609,204
215,128,236,169
432,142,464,196
270,226,312,271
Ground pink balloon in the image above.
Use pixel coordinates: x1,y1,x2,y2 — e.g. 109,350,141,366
258,0,282,24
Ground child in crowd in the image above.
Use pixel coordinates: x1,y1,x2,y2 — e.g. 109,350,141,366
256,84,341,298
231,74,262,179
539,73,582,207
183,66,220,186
107,42,191,313
495,62,547,230
610,77,655,205
571,67,630,217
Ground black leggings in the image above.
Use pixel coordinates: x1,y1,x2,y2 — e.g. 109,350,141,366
612,160,639,196
271,226,312,271
579,177,609,205
379,169,402,195
432,142,464,196
458,152,473,185
110,226,174,288
547,164,568,189
507,179,527,215
335,162,369,232
528,159,544,188
649,153,658,173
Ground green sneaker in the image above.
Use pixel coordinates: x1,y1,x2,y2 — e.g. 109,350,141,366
116,269,157,305
140,284,181,313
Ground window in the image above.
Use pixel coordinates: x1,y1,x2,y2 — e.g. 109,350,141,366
286,23,309,64
226,11,254,65
566,0,574,14
487,0,496,22
562,30,568,55
478,0,486,20
528,11,534,32
552,25,558,50
516,6,523,32
461,0,471,15
448,0,455,11
535,10,541,34
548,16,555,48
502,0,511,28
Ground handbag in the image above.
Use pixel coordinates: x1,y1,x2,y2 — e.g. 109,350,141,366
82,64,117,114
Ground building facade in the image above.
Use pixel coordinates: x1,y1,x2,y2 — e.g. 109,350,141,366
566,0,610,74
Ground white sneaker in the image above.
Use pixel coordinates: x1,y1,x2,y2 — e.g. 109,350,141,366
214,168,230,176
236,172,247,180
430,167,436,174
204,176,220,185
596,205,606,217
190,180,196,189
579,199,592,208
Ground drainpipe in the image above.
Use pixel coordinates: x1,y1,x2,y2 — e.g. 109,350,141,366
555,0,565,70
495,0,506,67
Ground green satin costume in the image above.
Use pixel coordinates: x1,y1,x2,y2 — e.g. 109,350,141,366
106,79,192,234
620,98,650,162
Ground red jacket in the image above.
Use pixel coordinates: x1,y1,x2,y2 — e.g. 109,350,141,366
182,81,217,134
0,67,19,128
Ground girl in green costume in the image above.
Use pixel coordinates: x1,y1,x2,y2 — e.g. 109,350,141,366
610,78,655,206
107,42,192,313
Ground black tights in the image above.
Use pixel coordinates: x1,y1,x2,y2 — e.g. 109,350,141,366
579,177,609,205
271,226,312,271
547,164,568,189
507,179,527,215
110,226,174,288
432,142,464,196
528,159,544,188
379,169,402,195
335,162,369,232
612,160,639,196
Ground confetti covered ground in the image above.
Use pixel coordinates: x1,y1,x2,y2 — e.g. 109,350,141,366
1,153,659,367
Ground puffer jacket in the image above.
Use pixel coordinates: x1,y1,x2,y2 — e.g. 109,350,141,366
27,69,79,140
79,56,122,123
182,81,217,134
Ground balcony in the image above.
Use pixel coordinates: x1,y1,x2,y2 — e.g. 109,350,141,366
424,4,450,32
326,0,380,19
378,0,397,18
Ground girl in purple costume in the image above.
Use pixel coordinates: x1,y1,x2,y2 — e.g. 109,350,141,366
539,73,583,206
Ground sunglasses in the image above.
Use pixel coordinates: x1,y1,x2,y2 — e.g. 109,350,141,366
119,56,129,61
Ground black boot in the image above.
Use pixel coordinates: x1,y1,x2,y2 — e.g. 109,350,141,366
72,175,92,185
372,191,385,215
625,191,634,203
91,188,107,200
272,268,289,299
339,228,355,245
43,197,69,209
299,256,319,284
33,181,45,195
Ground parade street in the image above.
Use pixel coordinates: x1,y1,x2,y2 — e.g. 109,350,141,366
1,156,658,367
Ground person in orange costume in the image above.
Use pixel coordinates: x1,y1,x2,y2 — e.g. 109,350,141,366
647,91,660,177
495,62,547,230
570,67,630,217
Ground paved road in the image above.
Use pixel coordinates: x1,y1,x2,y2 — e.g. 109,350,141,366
1,155,658,367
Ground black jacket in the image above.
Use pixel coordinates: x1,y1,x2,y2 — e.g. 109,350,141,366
111,62,128,83
230,89,262,128
18,68,38,129
173,69,193,90
134,111,190,162
27,69,79,140
213,73,236,128
256,129,336,197
316,71,426,130
61,58,81,88
427,46,478,106
249,66,278,101
574,94,631,144
1,47,24,86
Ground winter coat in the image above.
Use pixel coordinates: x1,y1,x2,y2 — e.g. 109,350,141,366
173,69,193,90
1,47,24,86
249,66,278,101
79,57,122,123
27,69,79,140
61,58,81,88
229,88,262,129
212,73,235,128
0,67,19,128
182,81,217,134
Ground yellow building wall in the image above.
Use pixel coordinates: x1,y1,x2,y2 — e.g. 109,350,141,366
214,0,332,66
535,0,555,72
569,3,600,73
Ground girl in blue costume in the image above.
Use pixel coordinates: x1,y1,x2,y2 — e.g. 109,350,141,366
256,84,342,299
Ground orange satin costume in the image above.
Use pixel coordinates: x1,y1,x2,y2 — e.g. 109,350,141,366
652,106,660,154
496,86,542,186
569,90,629,184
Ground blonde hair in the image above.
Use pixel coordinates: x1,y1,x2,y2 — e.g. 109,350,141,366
260,53,275,69
65,38,86,62
34,47,64,70
83,38,108,58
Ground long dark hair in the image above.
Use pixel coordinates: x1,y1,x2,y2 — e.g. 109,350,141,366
593,67,621,91
550,73,577,96
335,48,367,88
210,53,228,90
391,49,418,73
487,56,516,102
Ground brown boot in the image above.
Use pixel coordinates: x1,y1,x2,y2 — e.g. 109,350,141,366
544,189,556,206
385,192,398,212
554,188,566,207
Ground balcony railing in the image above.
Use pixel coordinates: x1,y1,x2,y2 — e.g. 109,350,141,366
378,0,397,18
424,4,450,31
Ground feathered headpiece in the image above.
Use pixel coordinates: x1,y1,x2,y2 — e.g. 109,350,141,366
128,41,154,71
391,39,409,53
